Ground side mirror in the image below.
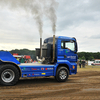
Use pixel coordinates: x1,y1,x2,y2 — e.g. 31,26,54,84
75,42,78,53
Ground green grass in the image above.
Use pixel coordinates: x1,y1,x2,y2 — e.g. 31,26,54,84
77,65,100,71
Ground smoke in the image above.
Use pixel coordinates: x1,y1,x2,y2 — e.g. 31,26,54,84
44,0,58,35
0,0,58,37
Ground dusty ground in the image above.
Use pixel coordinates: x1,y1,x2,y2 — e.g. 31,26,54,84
0,66,100,100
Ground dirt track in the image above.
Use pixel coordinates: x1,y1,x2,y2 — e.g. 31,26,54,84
0,71,100,100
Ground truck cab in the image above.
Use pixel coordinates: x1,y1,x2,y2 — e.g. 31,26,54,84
36,36,78,64
0,36,78,86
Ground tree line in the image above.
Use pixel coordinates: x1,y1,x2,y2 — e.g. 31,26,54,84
1,49,100,61
9,49,36,60
10,49,100,61
78,52,100,60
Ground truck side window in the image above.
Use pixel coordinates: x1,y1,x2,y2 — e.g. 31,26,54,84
61,41,64,49
65,41,75,51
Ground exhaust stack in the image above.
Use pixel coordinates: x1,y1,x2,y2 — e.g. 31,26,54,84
52,35,55,63
40,38,42,58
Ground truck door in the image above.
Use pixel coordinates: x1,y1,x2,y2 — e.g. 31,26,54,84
57,40,65,60
61,40,77,62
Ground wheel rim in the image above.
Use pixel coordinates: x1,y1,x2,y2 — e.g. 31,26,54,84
59,70,67,80
1,69,15,83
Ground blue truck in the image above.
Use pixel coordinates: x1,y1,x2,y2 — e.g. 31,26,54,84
0,36,78,86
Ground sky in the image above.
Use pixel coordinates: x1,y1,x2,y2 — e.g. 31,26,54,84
0,0,100,52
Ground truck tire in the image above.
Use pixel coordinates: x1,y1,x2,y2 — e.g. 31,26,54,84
56,67,69,82
0,64,19,86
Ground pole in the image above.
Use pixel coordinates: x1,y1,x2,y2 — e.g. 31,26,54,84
40,38,42,58
52,35,55,63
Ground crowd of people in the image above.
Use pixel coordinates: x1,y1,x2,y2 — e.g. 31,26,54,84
79,60,86,68
16,57,33,63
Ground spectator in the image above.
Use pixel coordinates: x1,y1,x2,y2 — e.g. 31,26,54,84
20,57,25,63
82,60,85,68
79,60,82,68
16,57,19,61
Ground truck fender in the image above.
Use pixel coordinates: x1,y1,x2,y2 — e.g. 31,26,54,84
0,51,20,64
54,61,71,76
0,59,21,77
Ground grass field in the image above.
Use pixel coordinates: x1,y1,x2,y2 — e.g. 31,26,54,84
77,65,100,71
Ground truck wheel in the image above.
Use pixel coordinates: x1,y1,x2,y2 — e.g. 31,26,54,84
0,64,19,86
56,67,69,82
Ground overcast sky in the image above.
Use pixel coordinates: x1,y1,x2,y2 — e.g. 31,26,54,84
0,0,100,52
